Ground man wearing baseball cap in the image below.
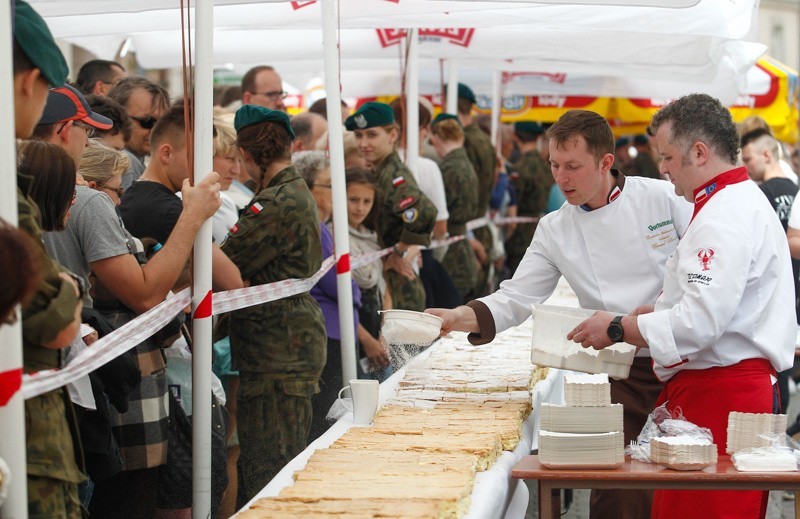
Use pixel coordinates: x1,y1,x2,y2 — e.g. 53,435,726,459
31,84,113,168
12,1,86,517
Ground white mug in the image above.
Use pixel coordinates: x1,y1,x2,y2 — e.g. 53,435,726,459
337,379,379,425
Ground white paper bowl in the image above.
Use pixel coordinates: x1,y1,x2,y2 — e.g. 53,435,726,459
530,304,636,379
380,310,443,346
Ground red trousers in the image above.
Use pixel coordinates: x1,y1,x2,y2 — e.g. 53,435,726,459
651,358,774,519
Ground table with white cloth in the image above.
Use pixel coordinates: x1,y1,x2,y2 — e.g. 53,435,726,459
239,278,578,518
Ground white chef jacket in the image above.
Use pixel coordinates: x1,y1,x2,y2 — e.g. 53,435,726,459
479,175,692,357
638,173,795,381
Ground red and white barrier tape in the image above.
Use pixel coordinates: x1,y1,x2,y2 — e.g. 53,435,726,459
19,214,539,400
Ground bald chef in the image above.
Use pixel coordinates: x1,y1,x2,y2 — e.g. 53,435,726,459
428,109,692,519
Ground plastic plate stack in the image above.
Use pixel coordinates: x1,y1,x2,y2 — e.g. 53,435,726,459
650,436,718,471
538,373,624,469
530,304,636,379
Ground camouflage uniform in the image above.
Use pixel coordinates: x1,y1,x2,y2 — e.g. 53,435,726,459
633,153,661,179
221,165,326,501
462,123,497,297
439,147,479,301
17,172,86,519
372,151,437,311
506,149,552,273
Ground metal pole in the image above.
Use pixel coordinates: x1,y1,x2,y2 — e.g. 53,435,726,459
406,29,420,172
191,0,213,516
491,70,502,147
321,0,357,386
446,60,459,115
0,0,28,515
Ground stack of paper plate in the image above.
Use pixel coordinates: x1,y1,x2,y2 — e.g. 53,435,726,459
650,436,718,471
539,431,625,469
732,449,798,472
726,412,788,455
540,403,623,434
530,304,636,379
564,373,612,407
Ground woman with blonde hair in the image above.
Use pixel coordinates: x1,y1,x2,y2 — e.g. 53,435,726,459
79,139,130,206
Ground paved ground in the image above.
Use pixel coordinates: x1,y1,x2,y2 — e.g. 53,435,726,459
523,383,800,518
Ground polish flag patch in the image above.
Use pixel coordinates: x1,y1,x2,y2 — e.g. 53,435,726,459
250,202,264,214
392,177,405,188
230,224,239,234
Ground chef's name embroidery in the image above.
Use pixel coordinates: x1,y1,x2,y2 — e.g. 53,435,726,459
687,273,712,285
647,219,673,232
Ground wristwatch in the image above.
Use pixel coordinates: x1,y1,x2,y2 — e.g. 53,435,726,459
392,244,408,258
607,315,625,343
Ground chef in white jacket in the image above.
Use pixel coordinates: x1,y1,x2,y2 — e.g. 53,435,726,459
571,94,795,519
428,109,692,519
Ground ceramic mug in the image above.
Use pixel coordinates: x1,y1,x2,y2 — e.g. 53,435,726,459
337,379,379,425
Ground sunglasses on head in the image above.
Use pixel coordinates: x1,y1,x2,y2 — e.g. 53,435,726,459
131,116,158,129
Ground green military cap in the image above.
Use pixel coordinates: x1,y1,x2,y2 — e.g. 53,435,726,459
234,104,295,139
514,121,544,136
344,101,395,131
14,0,68,87
615,136,631,149
431,113,460,127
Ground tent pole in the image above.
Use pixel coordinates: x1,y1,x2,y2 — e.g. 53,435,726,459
191,0,213,516
446,60,459,115
491,70,502,147
406,29,420,172
0,0,28,515
321,0,357,387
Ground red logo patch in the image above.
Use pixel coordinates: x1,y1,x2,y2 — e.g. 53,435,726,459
231,224,239,234
398,196,414,210
697,248,715,271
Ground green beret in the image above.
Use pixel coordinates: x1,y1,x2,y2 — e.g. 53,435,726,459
514,121,544,136
344,102,395,131
431,113,460,127
234,105,295,139
615,137,631,149
14,0,68,87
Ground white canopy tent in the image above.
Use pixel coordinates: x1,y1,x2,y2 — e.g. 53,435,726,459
3,1,767,518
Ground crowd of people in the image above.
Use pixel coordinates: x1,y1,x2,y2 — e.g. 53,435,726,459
4,2,800,519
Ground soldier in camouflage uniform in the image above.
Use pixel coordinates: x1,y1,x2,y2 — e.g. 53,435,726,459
429,114,479,302
221,106,327,502
345,102,437,312
506,121,552,273
451,83,498,298
12,3,87,517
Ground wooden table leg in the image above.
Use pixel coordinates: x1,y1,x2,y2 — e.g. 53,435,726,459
539,480,552,519
795,491,799,519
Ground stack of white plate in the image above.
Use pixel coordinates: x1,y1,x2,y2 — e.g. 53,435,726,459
650,436,718,471
539,373,624,469
726,412,787,455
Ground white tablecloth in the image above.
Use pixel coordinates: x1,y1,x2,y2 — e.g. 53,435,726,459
242,278,577,518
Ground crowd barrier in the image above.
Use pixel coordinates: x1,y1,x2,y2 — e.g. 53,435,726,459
20,215,538,400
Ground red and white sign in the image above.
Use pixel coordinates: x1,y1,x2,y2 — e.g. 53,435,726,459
376,28,475,48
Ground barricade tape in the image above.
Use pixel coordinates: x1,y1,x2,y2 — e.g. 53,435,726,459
20,214,539,400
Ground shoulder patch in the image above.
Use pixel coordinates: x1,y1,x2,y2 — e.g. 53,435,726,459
392,176,405,188
230,224,239,234
398,196,414,210
250,202,264,214
402,208,419,223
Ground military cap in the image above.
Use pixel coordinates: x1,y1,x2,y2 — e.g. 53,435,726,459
457,83,477,104
344,102,395,131
431,113,460,127
633,134,649,146
14,0,68,87
234,104,295,139
615,136,631,149
514,121,544,136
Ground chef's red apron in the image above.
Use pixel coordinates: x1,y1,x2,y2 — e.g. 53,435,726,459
651,358,774,519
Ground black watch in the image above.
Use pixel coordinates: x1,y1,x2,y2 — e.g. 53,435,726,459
607,315,625,343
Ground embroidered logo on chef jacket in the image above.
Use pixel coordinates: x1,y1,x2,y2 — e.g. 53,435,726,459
402,208,419,223
694,183,717,204
697,248,715,271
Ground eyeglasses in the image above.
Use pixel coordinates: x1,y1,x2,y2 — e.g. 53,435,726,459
57,120,97,138
251,90,288,101
131,116,158,129
101,184,124,197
